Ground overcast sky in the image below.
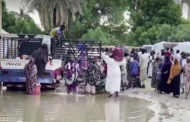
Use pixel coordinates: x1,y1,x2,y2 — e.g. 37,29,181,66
5,0,42,27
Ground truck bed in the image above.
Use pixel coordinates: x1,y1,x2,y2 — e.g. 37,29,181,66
0,59,63,85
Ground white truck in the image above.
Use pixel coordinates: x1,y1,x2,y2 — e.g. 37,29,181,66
0,35,63,89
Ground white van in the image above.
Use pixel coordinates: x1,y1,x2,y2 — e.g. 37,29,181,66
142,45,153,53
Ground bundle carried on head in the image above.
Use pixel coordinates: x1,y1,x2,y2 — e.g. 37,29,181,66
112,47,124,61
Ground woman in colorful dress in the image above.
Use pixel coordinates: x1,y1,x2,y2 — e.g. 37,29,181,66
86,59,101,95
151,57,162,90
24,58,38,94
65,60,79,94
183,58,190,99
126,57,133,87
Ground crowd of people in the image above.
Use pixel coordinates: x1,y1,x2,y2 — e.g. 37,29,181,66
23,43,190,99
146,48,190,98
100,47,190,99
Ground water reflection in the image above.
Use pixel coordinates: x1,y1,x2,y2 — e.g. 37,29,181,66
0,91,153,122
105,99,120,122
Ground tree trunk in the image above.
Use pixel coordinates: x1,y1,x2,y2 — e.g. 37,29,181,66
53,7,56,28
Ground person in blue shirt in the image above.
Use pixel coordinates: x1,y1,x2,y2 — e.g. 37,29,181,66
130,56,139,88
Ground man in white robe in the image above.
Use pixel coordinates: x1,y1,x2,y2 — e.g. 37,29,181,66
139,49,149,88
101,53,126,97
147,51,155,77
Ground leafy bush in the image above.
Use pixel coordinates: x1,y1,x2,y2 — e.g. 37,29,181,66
82,27,121,45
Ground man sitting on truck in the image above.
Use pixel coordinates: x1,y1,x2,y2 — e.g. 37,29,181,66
50,25,66,46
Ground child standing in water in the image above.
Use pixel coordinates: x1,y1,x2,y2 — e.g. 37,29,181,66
65,59,79,94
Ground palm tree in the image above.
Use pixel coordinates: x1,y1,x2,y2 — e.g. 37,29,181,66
21,0,86,31
10,8,34,22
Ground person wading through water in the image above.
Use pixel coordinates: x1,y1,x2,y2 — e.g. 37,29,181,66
24,58,38,94
34,44,49,78
101,53,121,97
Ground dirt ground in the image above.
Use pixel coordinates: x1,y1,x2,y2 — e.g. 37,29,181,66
123,78,190,122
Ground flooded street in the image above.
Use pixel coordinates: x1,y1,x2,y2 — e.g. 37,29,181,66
0,89,153,122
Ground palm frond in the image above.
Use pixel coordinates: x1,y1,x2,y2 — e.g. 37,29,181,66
21,0,86,30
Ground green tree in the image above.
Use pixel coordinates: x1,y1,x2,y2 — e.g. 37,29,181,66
7,17,43,34
126,0,182,46
22,0,86,31
2,0,17,32
2,0,43,34
10,8,34,22
82,27,120,45
156,24,174,42
169,24,190,41
66,0,129,43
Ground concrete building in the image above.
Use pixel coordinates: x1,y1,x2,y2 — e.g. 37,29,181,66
176,0,190,20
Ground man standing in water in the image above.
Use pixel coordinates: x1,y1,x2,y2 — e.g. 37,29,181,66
101,52,123,97
139,49,149,88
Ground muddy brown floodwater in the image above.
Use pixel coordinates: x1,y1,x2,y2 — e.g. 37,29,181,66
0,90,154,122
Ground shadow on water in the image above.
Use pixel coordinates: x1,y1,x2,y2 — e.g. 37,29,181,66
0,90,154,122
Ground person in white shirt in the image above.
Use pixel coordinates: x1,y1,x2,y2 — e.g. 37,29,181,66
139,49,149,88
138,48,142,58
147,51,155,77
101,52,126,97
175,50,181,61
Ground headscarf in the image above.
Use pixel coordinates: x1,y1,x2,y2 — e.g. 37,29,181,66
35,44,48,64
163,56,171,67
25,58,35,71
161,56,171,74
167,58,182,84
24,58,36,78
